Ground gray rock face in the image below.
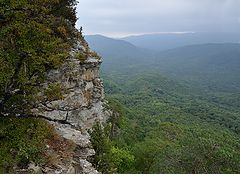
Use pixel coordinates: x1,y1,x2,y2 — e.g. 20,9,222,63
32,51,110,173
34,57,108,131
40,122,99,174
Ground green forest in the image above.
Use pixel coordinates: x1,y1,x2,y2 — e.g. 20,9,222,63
87,35,240,173
97,72,240,173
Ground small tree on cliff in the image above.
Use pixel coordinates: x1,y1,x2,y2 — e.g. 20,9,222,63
0,0,79,116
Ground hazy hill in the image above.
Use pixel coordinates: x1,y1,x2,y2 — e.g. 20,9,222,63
86,35,240,92
86,34,139,57
122,32,240,51
153,43,240,92
85,35,154,72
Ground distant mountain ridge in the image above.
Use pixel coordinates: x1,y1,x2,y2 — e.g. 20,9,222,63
152,43,240,91
85,34,155,72
122,32,240,51
85,34,240,92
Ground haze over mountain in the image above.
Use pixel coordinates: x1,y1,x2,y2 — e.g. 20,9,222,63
122,32,240,51
153,43,240,91
86,34,240,92
85,35,155,72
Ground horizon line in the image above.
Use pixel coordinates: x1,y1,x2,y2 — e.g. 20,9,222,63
83,31,197,38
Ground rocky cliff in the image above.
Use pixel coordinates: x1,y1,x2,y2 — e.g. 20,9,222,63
29,42,111,174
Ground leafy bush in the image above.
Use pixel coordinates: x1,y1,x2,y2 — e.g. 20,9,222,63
44,83,63,101
75,52,88,62
111,147,134,173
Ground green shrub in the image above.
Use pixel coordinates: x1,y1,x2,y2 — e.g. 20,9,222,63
111,147,134,173
0,117,55,173
44,83,63,101
75,52,88,62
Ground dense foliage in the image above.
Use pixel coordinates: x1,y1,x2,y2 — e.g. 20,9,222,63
87,35,240,173
102,72,240,174
0,118,55,173
0,0,78,116
90,101,134,174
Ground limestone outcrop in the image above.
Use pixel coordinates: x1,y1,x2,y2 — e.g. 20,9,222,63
30,42,111,174
35,57,108,130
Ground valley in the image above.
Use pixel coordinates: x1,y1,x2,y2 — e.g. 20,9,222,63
86,34,240,173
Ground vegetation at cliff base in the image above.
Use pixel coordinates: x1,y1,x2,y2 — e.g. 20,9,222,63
0,118,54,173
90,126,134,174
0,117,77,174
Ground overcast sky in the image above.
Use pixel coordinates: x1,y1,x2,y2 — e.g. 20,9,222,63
76,0,240,37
